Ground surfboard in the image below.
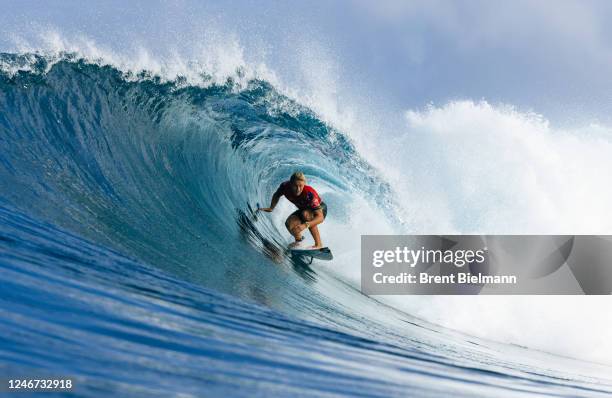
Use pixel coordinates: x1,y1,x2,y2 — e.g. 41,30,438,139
289,247,333,263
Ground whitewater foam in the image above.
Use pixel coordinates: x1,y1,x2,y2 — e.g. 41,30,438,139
359,100,612,365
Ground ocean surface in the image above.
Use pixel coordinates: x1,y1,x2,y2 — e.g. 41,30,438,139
1,53,611,397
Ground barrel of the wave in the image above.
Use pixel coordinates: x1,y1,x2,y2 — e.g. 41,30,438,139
257,172,333,264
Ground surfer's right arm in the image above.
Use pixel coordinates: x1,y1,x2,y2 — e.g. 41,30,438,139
259,191,281,212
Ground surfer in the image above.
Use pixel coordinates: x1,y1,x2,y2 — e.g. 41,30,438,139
259,172,327,249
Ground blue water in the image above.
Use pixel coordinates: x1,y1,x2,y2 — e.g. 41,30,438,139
1,53,611,397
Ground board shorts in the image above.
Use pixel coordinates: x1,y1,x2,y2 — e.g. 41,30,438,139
291,202,327,223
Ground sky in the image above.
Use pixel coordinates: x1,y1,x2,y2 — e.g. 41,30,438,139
2,0,612,125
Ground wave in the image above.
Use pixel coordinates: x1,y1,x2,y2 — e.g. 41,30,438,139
1,52,612,396
0,52,396,291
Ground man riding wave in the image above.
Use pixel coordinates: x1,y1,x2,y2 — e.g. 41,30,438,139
259,172,327,249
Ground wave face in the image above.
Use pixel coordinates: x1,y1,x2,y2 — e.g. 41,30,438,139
1,53,612,397
0,53,396,301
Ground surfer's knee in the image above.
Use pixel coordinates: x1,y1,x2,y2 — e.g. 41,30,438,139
301,210,313,221
285,215,298,229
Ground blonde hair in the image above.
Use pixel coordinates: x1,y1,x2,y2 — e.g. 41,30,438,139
290,171,306,183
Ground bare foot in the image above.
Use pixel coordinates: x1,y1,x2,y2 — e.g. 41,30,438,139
309,244,323,250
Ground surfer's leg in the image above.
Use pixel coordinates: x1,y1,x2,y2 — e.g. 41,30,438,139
300,209,313,222
285,212,304,243
309,225,323,248
301,209,324,249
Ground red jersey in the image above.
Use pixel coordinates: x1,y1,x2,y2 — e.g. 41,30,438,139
276,181,322,210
